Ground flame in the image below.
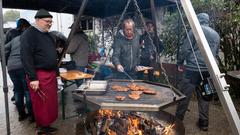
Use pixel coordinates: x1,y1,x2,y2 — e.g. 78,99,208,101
98,109,113,118
163,124,175,135
98,110,143,135
108,130,117,135
127,117,142,135
98,110,174,135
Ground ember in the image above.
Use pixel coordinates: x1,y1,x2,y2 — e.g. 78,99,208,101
95,110,177,135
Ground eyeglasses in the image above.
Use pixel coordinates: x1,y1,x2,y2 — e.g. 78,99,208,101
41,19,53,24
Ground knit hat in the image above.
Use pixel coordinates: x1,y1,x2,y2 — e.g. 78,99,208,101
34,9,53,19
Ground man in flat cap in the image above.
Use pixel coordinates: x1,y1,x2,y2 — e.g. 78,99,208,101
20,9,58,134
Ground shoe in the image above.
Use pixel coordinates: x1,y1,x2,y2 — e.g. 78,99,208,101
28,115,35,123
18,114,28,121
46,126,58,133
197,119,208,131
36,129,47,135
41,126,58,134
11,95,15,101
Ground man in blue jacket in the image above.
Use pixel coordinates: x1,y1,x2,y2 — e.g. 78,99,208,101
175,13,220,131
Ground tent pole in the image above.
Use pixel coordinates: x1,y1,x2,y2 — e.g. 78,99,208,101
180,0,240,134
0,1,11,135
58,0,89,67
150,0,160,52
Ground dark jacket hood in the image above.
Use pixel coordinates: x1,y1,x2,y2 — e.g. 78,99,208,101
197,13,209,26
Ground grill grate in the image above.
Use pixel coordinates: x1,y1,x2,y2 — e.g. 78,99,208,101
73,79,185,112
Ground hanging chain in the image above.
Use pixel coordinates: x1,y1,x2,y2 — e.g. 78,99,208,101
133,0,175,92
115,0,132,34
132,0,157,56
86,0,132,87
175,0,204,80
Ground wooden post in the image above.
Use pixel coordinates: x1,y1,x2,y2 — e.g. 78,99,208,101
58,0,89,67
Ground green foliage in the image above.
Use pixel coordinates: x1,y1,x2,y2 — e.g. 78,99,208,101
161,0,240,71
86,31,100,53
3,10,20,22
160,11,186,60
214,1,240,71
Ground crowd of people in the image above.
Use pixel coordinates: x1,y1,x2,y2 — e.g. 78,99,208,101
1,7,220,134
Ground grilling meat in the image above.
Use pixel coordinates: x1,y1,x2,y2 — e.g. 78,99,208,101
128,93,141,100
128,83,138,91
115,95,126,101
128,83,146,91
143,89,157,95
138,85,146,91
131,91,143,95
112,85,129,92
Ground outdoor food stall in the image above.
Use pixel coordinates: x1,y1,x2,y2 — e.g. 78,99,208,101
1,0,240,135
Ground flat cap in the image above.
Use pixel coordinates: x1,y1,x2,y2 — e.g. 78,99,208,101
34,9,53,19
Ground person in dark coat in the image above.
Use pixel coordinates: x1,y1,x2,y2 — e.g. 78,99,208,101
175,13,220,131
112,19,141,79
20,9,58,134
5,18,31,44
5,19,34,122
138,21,164,81
66,24,89,86
4,18,33,102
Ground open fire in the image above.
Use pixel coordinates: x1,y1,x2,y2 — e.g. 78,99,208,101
96,109,176,135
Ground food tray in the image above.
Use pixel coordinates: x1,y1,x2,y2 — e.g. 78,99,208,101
75,81,107,95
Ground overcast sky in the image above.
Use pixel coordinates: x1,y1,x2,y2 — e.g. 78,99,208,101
3,8,74,36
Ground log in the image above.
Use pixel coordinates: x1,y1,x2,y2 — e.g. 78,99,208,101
90,122,97,135
101,119,111,133
110,122,128,135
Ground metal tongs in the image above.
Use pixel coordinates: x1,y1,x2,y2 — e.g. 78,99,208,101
122,71,134,83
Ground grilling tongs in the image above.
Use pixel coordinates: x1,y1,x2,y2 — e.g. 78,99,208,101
122,70,134,83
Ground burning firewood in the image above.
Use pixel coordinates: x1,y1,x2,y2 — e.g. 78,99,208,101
101,118,111,133
109,118,128,135
96,110,177,135
90,122,97,135
162,124,175,135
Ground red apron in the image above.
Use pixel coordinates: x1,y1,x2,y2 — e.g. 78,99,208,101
27,70,58,127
